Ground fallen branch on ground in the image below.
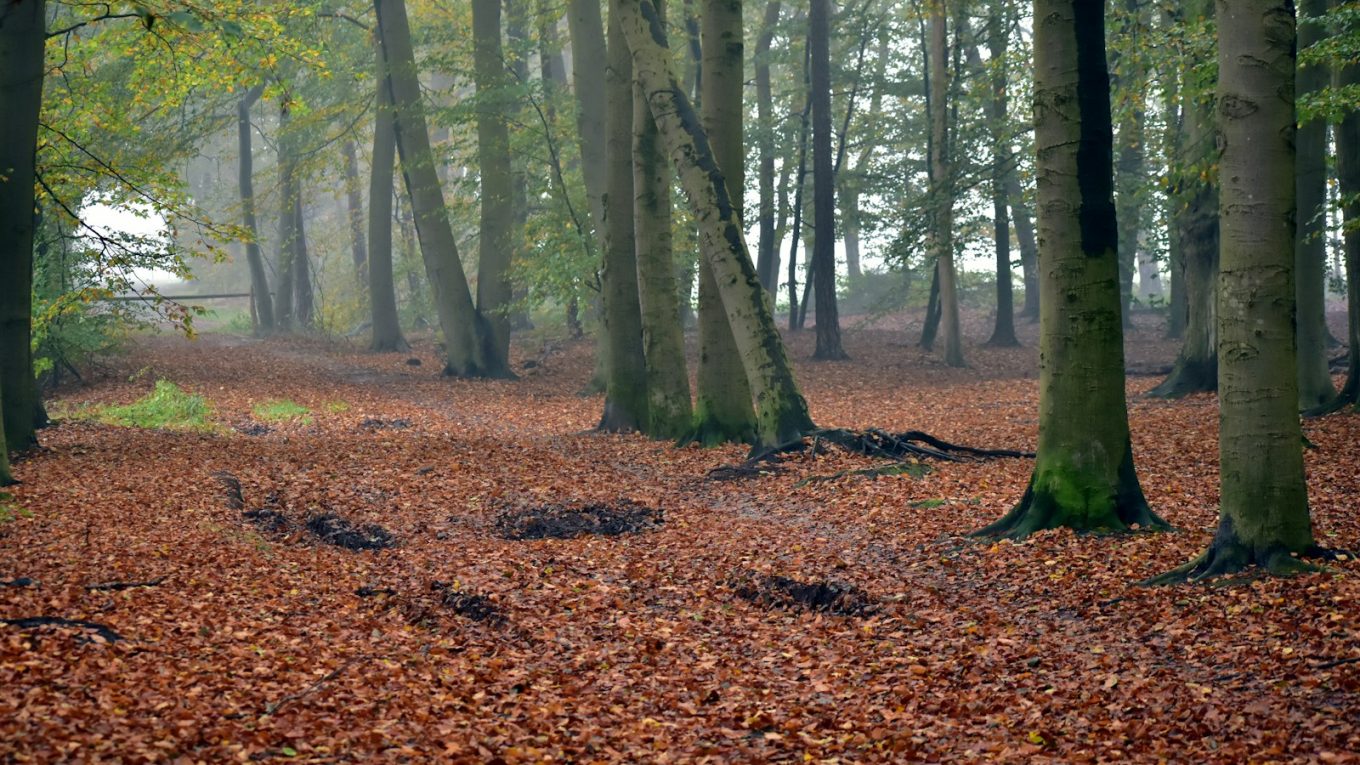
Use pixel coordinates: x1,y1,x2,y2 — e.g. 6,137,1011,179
2,616,124,642
85,576,167,591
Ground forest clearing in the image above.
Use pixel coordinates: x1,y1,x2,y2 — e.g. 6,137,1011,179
1,314,1357,762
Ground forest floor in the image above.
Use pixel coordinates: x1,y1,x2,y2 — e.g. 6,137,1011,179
2,309,1358,763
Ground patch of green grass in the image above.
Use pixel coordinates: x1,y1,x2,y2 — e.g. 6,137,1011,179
910,498,949,509
0,493,32,524
93,380,216,431
323,400,350,413
252,399,313,424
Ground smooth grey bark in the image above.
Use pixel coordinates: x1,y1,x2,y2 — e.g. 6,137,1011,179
1161,7,1187,340
754,0,781,293
618,0,815,449
275,101,297,327
368,59,407,352
375,0,509,377
236,84,275,334
1111,0,1147,325
473,0,515,363
599,2,649,431
567,0,609,238
633,0,693,439
0,0,45,452
927,4,964,367
1010,176,1040,320
809,0,845,360
692,0,759,444
1154,0,1316,581
974,0,1163,540
1295,0,1335,410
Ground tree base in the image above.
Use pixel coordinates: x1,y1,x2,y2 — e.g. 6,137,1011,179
370,337,412,353
984,331,1021,348
1147,354,1216,398
971,448,1170,540
677,415,756,448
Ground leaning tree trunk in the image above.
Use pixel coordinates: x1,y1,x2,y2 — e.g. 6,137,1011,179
754,0,781,293
928,5,964,367
473,0,515,364
236,84,275,333
1295,0,1335,411
618,0,814,450
375,0,510,377
973,0,1166,540
633,0,693,439
368,57,408,352
598,4,650,432
809,0,846,360
690,0,759,445
1153,0,1316,581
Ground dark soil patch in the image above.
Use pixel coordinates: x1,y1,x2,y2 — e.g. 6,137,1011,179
494,499,662,540
305,513,396,551
729,571,877,617
234,423,271,436
431,581,504,624
359,417,412,431
355,586,397,598
243,508,292,533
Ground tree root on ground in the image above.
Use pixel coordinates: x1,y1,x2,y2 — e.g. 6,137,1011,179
710,427,1031,482
2,616,124,643
85,576,167,591
1145,543,1348,586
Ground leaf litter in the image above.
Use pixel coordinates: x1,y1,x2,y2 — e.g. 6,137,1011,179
0,313,1357,762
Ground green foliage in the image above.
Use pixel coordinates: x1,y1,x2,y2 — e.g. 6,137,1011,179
251,399,312,424
92,380,215,431
0,493,34,525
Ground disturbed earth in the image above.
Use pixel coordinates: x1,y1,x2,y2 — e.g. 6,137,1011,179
1,311,1358,763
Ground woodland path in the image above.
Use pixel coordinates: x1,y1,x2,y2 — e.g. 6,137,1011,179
1,319,1357,762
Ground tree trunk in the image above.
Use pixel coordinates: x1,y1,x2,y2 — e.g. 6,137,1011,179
567,0,609,238
0,380,11,484
1161,5,1187,339
343,139,369,287
473,0,515,364
618,0,814,450
754,0,781,293
1154,0,1316,581
1111,0,1147,326
974,0,1165,540
633,1,693,439
1295,0,1335,410
787,62,811,333
1151,0,1218,397
375,0,510,377
1009,176,1040,321
809,0,845,360
236,85,275,334
1323,37,1360,410
369,56,408,352
928,5,964,367
691,0,758,444
971,5,1018,348
275,101,297,328
291,192,313,328
599,3,650,431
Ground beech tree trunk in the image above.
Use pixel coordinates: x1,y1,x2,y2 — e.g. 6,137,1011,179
754,0,781,293
375,0,509,377
236,85,275,334
1160,10,1187,340
1111,0,1147,326
928,5,964,367
809,0,845,360
343,139,368,287
275,101,298,328
599,3,650,431
972,5,1018,348
618,0,814,450
473,0,514,363
1295,0,1335,410
1152,0,1218,398
567,0,609,238
633,0,693,439
974,0,1165,540
368,56,408,352
1154,0,1315,581
692,0,759,444
1325,37,1360,410
1010,176,1040,321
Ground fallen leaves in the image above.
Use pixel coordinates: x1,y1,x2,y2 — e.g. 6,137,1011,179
0,315,1357,762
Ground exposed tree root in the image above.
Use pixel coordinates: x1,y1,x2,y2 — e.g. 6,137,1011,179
676,416,757,449
1144,522,1345,585
714,427,1031,481
0,578,35,588
2,616,124,643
